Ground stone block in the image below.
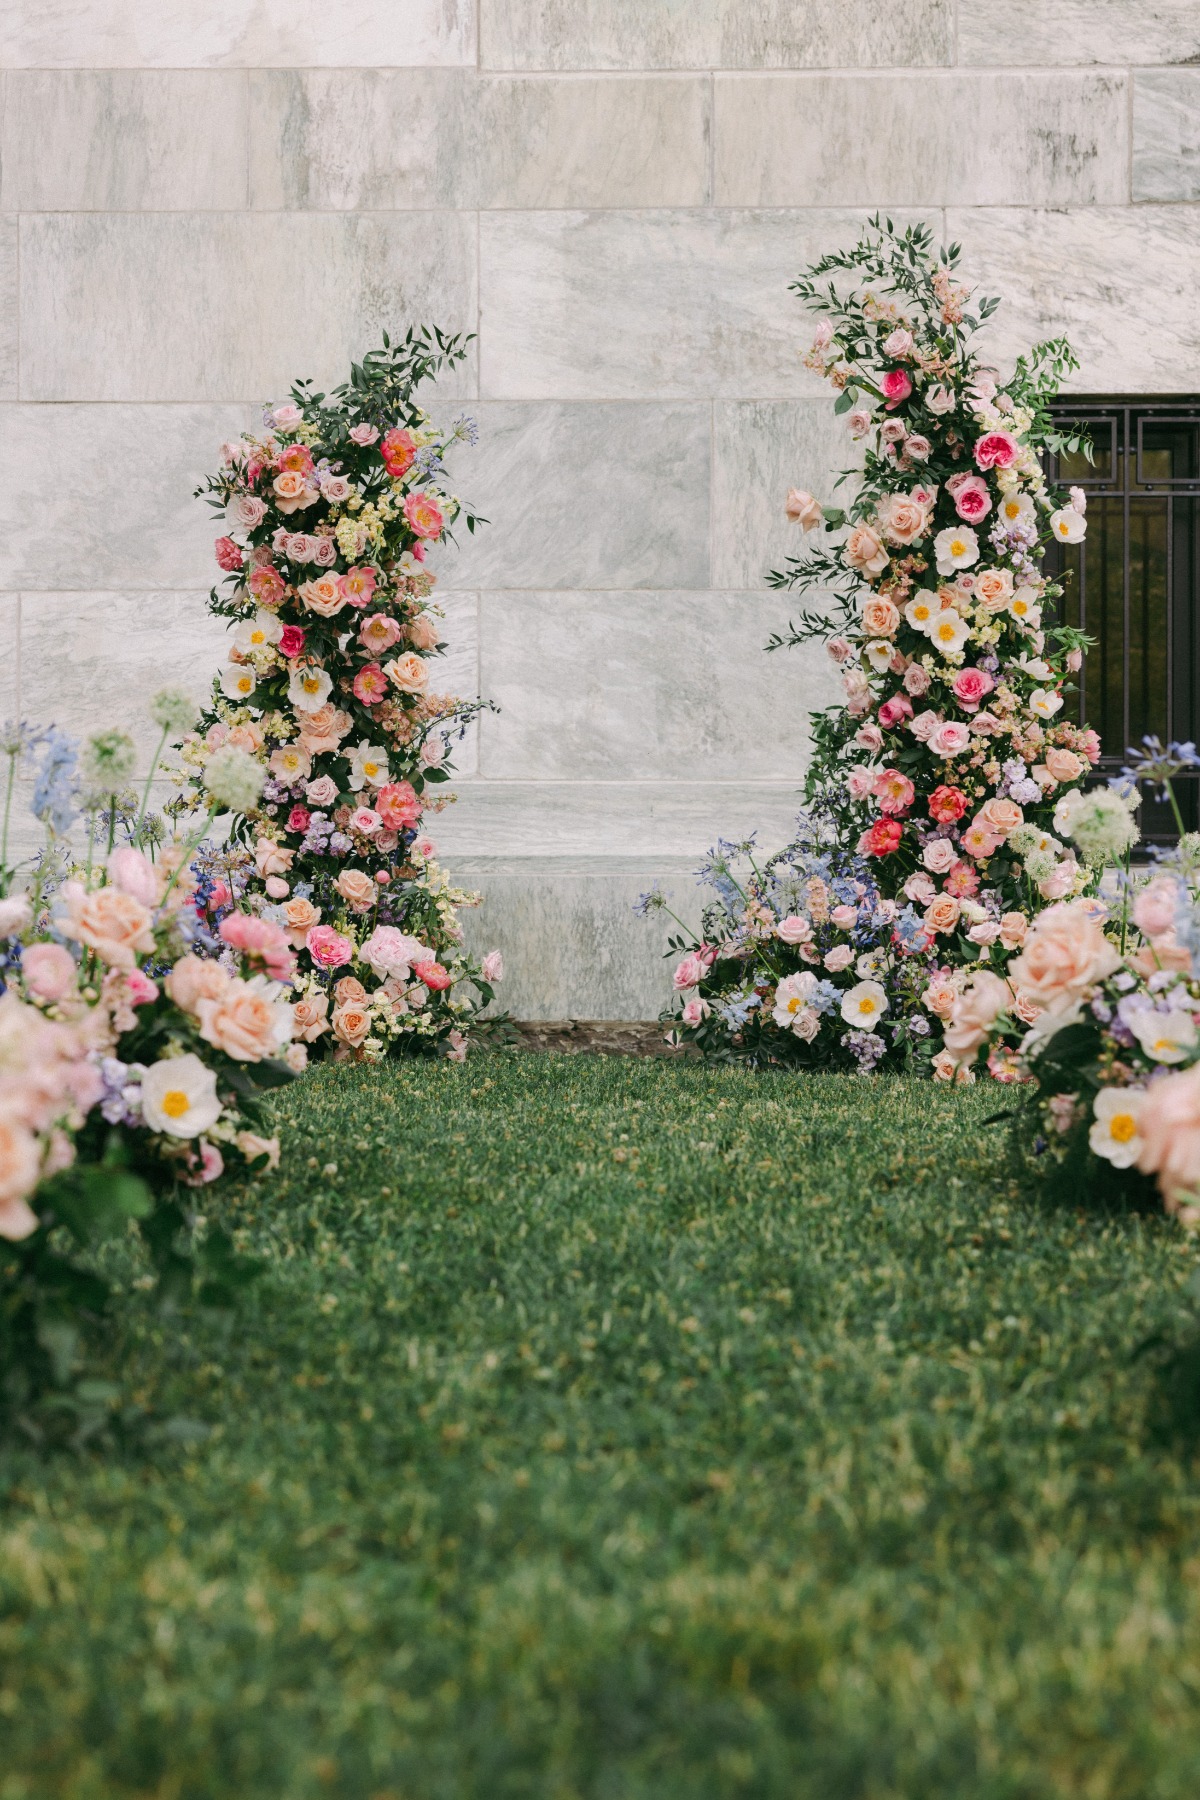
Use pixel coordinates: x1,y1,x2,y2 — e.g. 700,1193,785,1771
959,0,1200,65
18,592,230,770
479,208,925,400
1,71,248,210
437,402,711,591
946,206,1200,395
20,212,477,402
0,217,15,400
455,856,703,1019
429,590,480,779
1134,71,1200,203
249,70,708,210
433,779,806,860
0,404,253,589
711,399,860,592
714,71,1127,208
476,590,830,780
480,0,953,71
0,1,475,67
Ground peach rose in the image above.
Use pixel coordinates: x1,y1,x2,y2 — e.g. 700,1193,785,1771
922,974,961,1020
845,525,888,577
408,614,441,651
0,1121,41,1239
1136,1063,1200,1218
273,469,315,512
977,796,1023,838
298,704,353,754
335,976,368,1006
255,838,294,879
973,568,1014,612
196,979,289,1063
1011,990,1043,1025
332,1003,371,1048
876,493,929,547
299,575,346,618
335,868,377,913
21,943,78,1003
226,723,264,755
924,895,962,935
944,970,1011,1065
283,896,321,948
166,953,232,1014
861,596,901,638
383,652,428,694
1044,747,1085,784
785,488,823,531
59,884,155,970
1007,900,1120,1009
999,911,1028,950
293,994,330,1042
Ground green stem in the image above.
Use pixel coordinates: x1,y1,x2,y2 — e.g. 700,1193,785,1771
105,795,117,857
1119,844,1131,957
0,748,16,896
156,808,218,920
1165,774,1188,844
135,725,169,846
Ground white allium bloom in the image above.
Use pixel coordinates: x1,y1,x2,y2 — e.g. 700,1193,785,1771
203,743,265,813
83,729,136,790
1088,1087,1145,1167
1053,787,1139,862
149,686,198,735
140,1053,222,1138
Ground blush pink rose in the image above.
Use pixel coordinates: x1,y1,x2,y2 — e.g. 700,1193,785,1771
927,721,971,758
824,945,855,972
825,636,852,663
673,953,706,992
1007,900,1120,1009
830,905,858,928
306,775,339,806
975,431,1019,470
903,663,932,697
107,846,159,907
951,667,995,711
903,871,937,906
348,423,380,445
306,924,355,970
944,970,1011,1065
854,723,884,753
881,369,913,408
1136,1063,1200,1215
923,838,958,874
1133,875,1181,941
776,916,813,945
785,488,823,530
910,710,942,743
21,942,77,1002
877,694,914,729
846,768,875,800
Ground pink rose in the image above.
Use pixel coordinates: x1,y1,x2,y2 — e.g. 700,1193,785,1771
824,945,855,972
776,916,812,945
883,328,914,358
846,767,875,800
1007,900,1120,1009
1038,862,1078,901
107,846,159,907
854,723,884,753
951,667,995,711
877,694,913,729
975,431,1019,470
348,423,380,445
229,494,267,531
830,905,858,928
311,536,338,567
944,970,1011,1065
952,476,992,523
279,624,306,658
125,967,159,1007
306,775,339,806
265,876,290,899
904,435,931,462
922,838,958,874
845,525,888,577
680,997,709,1027
785,488,823,531
825,635,852,664
273,403,303,426
903,871,937,906
1136,1063,1200,1215
910,710,942,743
847,408,872,437
21,942,77,1002
881,369,913,409
1134,875,1181,941
482,951,505,983
927,721,971,758
419,737,445,769
306,924,355,970
673,954,706,992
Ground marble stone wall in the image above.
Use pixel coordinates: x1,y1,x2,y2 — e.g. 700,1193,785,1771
3,2,1199,1016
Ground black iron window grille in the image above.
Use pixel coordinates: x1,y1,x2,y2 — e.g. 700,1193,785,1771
1046,399,1200,844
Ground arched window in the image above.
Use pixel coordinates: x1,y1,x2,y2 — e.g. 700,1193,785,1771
1047,400,1200,843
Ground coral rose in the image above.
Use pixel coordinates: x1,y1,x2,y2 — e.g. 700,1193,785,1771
412,959,452,991
1007,901,1120,1010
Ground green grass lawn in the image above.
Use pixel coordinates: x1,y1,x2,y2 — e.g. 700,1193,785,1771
4,1055,1200,1799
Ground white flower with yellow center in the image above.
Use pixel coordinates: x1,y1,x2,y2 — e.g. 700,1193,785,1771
1049,506,1087,544
933,525,979,575
234,610,283,653
1028,687,1063,721
288,666,333,713
904,594,936,632
1130,1009,1198,1065
220,665,257,702
140,1054,222,1139
772,972,817,1030
1008,586,1042,628
1088,1088,1145,1168
840,979,889,1030
927,610,972,656
345,741,390,790
864,639,895,672
998,491,1035,527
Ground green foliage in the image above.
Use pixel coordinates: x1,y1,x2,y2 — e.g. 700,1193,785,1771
3,1057,1200,1796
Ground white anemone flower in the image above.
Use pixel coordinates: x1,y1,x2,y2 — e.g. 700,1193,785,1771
1008,587,1042,627
140,1054,222,1139
1028,687,1063,721
772,972,817,1030
926,610,972,656
840,980,889,1030
933,525,979,575
864,639,895,673
220,665,257,702
1049,506,1087,544
345,741,390,790
1129,1009,1198,1065
1088,1088,1145,1168
235,610,284,652
998,491,1036,528
288,666,333,712
904,594,937,632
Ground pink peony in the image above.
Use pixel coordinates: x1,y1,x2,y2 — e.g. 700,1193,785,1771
877,694,913,729
215,536,243,571
375,782,422,830
975,431,1019,470
903,871,937,906
248,566,285,607
381,428,417,477
306,924,355,970
412,959,451,991
881,369,913,409
952,476,992,523
861,818,903,857
873,768,915,815
404,492,445,540
359,612,403,655
353,663,389,704
951,667,995,711
339,566,377,608
279,624,306,658
21,942,77,1002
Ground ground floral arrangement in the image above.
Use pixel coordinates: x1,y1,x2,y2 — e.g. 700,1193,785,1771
186,328,502,1065
646,218,1142,1082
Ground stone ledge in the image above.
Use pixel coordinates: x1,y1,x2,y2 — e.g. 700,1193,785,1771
507,1019,694,1057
